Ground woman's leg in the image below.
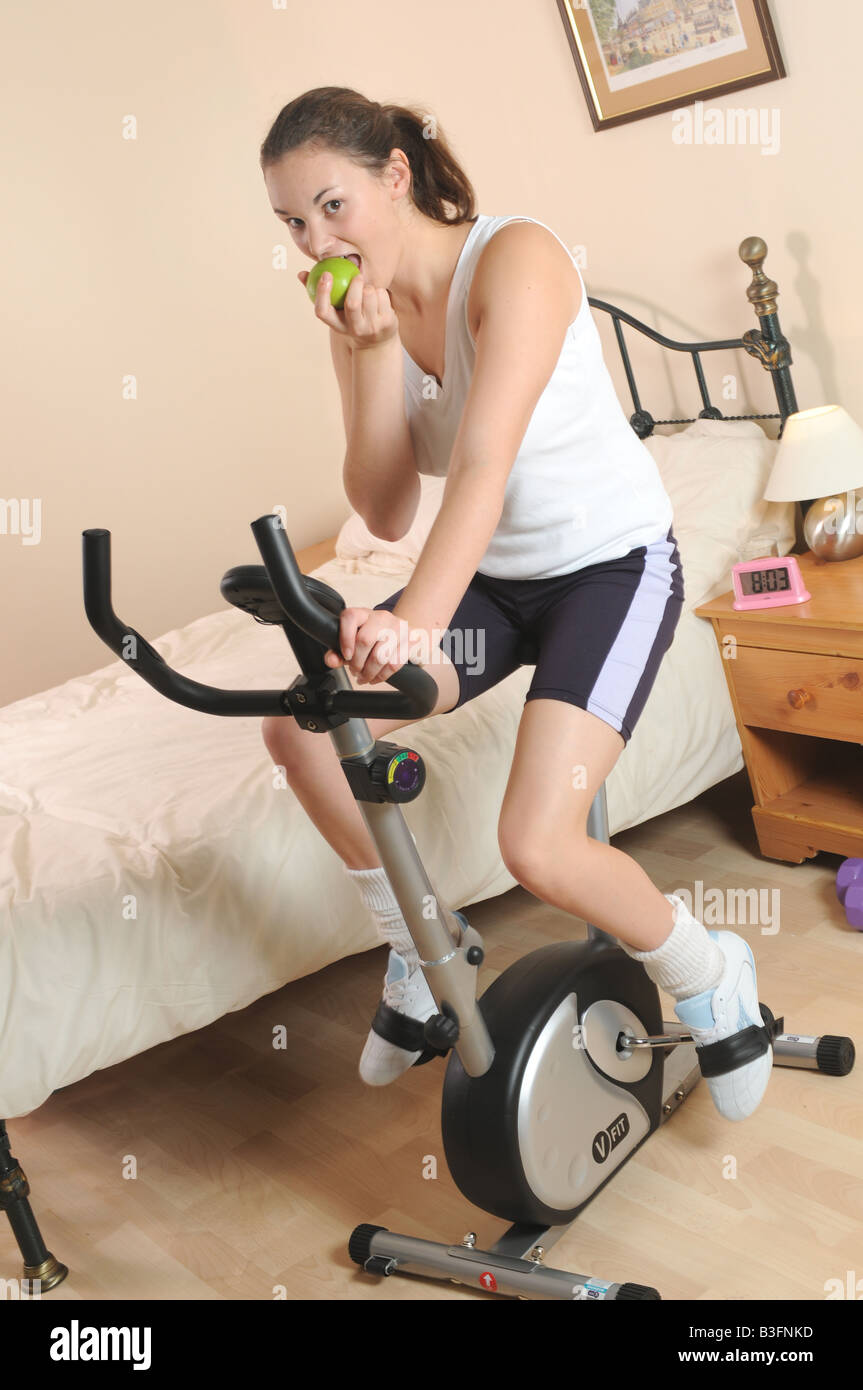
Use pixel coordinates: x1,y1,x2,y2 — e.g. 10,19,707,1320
493,535,772,1121
497,698,773,1123
261,651,463,1087
496,529,689,951
497,698,687,954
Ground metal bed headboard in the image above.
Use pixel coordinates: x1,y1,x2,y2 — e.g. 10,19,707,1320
588,236,798,445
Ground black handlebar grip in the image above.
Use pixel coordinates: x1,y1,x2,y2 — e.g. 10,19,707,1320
82,529,118,643
250,514,439,720
82,529,166,667
81,529,286,716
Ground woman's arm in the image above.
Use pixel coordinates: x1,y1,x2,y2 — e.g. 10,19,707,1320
332,330,420,543
391,221,582,639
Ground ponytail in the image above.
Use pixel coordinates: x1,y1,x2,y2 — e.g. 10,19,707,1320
259,86,476,226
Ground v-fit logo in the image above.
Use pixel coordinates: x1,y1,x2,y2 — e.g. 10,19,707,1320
592,1112,629,1164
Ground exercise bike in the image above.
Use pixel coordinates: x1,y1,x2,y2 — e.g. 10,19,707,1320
82,516,856,1301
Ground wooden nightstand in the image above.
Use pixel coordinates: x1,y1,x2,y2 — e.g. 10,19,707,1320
695,549,863,864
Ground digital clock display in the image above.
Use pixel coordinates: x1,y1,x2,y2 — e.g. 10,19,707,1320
731,553,810,610
740,565,791,597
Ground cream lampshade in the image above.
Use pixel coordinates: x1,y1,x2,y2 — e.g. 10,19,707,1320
764,405,863,561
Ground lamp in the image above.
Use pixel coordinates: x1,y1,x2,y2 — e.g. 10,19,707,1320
764,405,863,561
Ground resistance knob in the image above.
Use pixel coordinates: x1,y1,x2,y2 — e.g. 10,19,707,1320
368,743,426,802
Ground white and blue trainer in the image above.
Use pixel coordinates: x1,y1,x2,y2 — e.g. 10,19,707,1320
359,950,438,1087
673,930,774,1122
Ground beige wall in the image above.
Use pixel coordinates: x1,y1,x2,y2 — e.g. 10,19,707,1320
2,0,858,707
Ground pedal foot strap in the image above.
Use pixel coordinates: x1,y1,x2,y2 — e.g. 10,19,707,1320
369,1002,449,1067
695,1004,778,1079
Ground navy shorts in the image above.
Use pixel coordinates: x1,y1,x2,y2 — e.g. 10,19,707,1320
373,526,685,746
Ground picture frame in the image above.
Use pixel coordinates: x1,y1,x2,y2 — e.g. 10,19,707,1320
556,0,786,131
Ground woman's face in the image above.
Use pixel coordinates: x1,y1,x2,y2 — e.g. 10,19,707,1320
264,144,410,287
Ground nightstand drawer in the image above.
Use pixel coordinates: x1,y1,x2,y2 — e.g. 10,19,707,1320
733,646,863,741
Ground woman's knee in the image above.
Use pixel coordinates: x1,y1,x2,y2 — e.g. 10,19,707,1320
427,649,462,715
261,714,301,760
498,814,591,891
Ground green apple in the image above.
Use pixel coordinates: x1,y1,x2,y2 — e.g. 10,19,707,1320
306,255,360,309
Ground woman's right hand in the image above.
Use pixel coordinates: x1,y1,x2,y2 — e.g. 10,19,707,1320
298,265,399,352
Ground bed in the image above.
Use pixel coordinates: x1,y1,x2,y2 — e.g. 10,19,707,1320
1,237,801,1165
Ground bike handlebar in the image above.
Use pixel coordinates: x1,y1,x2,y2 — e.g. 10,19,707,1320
81,518,439,721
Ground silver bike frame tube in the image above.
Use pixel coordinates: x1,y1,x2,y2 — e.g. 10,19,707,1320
585,783,616,947
327,677,495,1078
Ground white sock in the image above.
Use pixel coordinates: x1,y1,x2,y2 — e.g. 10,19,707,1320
343,863,420,972
619,893,724,1001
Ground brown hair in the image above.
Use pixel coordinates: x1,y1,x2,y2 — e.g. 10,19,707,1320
259,86,477,226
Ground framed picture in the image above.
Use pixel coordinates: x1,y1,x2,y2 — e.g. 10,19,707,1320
557,0,786,131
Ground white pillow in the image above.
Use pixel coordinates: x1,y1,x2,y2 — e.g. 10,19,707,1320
334,473,446,574
643,417,797,608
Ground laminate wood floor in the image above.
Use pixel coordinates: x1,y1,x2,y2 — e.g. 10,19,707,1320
6,769,862,1302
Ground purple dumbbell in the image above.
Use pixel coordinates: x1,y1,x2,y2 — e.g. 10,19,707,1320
836,858,863,930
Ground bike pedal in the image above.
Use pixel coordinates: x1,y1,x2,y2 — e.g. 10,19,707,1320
424,1004,460,1050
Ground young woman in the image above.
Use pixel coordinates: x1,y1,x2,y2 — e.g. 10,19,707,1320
258,87,773,1122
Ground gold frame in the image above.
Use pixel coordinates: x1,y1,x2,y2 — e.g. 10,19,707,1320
557,0,786,131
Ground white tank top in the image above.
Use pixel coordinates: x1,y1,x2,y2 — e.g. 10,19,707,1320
402,213,674,579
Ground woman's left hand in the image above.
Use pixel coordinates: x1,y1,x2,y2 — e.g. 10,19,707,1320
324,607,414,685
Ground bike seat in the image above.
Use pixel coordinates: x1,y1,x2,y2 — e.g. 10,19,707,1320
220,565,346,626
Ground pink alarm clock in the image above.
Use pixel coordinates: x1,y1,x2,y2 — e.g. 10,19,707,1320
731,555,812,611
